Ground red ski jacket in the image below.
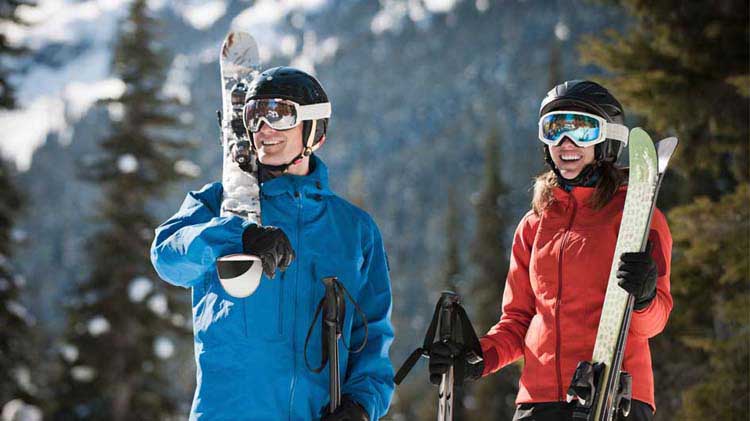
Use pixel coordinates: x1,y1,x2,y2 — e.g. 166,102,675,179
479,185,672,410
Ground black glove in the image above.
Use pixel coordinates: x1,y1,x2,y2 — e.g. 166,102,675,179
242,224,295,278
617,242,658,311
428,340,484,387
321,395,369,421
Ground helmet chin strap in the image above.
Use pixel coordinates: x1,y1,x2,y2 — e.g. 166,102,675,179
256,120,323,181
544,146,600,187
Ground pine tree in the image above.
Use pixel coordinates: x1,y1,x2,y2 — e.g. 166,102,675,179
465,130,518,420
52,1,192,419
579,0,748,198
0,0,33,109
0,0,40,413
0,159,36,408
579,1,749,418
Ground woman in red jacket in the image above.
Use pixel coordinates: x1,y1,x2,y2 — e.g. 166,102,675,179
429,80,672,421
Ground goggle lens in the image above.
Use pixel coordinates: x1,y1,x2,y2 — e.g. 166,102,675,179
244,99,299,132
540,113,602,145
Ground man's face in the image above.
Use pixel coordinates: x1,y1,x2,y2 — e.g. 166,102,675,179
253,122,304,166
548,137,596,179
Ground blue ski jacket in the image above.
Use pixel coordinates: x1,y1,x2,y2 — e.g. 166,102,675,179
151,156,394,420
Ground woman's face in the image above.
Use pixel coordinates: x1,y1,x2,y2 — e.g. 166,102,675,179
548,137,596,179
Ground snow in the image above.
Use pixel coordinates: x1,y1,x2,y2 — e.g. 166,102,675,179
86,315,110,336
177,0,227,30
171,313,187,328
12,367,35,394
370,1,408,35
6,301,35,326
11,228,27,243
231,0,331,65
147,293,168,316
475,0,490,12
0,0,127,171
2,0,337,171
154,336,175,359
128,276,153,302
0,97,66,169
1,399,42,421
174,160,202,178
423,0,458,13
59,343,79,363
107,102,125,122
117,154,139,173
13,275,25,288
70,365,96,382
280,35,298,57
371,0,460,34
163,54,193,105
555,21,570,41
63,78,126,121
290,32,339,76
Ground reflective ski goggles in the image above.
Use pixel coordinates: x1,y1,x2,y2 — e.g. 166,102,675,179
538,111,629,147
243,98,331,133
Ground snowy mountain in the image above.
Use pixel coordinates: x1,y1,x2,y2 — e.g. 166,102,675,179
4,0,625,362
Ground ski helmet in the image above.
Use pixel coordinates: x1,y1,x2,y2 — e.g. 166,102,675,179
245,66,329,163
539,80,626,164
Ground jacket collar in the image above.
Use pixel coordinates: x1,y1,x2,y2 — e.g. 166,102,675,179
552,184,628,204
260,154,334,197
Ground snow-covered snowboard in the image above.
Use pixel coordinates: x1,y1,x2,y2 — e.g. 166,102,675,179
216,31,263,298
567,128,678,420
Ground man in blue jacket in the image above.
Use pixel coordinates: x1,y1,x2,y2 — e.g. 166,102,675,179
151,66,394,420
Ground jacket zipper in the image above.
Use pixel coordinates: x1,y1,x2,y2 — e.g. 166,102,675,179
288,189,303,421
555,195,577,401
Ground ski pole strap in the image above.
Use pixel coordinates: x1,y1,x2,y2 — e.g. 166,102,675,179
393,297,444,385
393,292,483,385
304,277,369,373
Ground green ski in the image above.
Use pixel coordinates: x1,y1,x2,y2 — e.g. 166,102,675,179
567,128,678,420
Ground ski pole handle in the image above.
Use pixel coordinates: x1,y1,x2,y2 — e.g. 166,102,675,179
437,291,460,421
323,277,342,413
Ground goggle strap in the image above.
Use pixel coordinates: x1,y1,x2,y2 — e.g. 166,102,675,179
297,102,331,121
605,123,629,145
305,120,317,149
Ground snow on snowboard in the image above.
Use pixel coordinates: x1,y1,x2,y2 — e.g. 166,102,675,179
567,128,678,420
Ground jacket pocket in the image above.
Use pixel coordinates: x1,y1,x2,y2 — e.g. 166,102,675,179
206,271,288,343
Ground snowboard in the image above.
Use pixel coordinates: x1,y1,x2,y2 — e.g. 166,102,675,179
567,129,678,420
216,31,264,298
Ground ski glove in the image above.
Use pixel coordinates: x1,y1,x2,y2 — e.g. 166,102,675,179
428,340,484,387
617,242,658,311
321,395,369,421
242,224,295,278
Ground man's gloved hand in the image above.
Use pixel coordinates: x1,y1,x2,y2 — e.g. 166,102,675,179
617,242,658,311
242,224,295,278
428,340,484,387
321,395,369,421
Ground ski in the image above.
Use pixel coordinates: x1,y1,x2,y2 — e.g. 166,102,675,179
567,129,678,420
215,31,264,298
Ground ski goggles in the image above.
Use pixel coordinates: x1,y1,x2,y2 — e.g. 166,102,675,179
243,98,331,133
538,111,629,147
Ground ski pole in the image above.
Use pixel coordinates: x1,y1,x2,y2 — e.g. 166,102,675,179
437,291,460,421
323,276,342,413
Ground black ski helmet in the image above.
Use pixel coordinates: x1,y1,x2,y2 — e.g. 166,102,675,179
245,66,329,155
539,80,626,164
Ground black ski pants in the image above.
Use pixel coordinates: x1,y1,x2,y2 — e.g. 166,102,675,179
512,400,653,421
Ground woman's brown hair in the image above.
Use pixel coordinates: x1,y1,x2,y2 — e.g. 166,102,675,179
531,161,627,215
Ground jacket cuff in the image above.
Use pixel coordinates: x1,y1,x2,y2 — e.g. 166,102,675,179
479,339,499,377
